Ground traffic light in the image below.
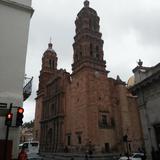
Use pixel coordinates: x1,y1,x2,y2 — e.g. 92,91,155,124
16,107,24,127
5,112,13,126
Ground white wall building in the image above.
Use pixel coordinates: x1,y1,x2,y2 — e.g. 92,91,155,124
0,0,33,159
128,60,160,159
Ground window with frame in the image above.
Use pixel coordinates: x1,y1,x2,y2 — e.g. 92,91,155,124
22,143,28,149
102,115,107,125
90,43,93,56
96,45,99,52
96,54,99,59
80,52,82,57
67,135,71,146
99,112,108,128
51,103,55,115
52,60,54,68
31,142,38,147
77,135,82,144
35,130,38,139
49,59,52,69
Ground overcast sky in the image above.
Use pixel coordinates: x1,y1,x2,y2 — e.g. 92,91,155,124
23,0,160,122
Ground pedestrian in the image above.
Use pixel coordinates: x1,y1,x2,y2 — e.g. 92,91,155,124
141,153,146,160
64,145,68,153
155,150,159,160
18,146,28,160
85,152,88,160
88,149,93,158
151,147,156,160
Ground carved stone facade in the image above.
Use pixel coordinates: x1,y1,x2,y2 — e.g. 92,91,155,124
129,61,160,158
34,1,143,154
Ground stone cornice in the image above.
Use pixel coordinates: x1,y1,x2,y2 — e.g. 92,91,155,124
0,0,34,16
130,70,160,91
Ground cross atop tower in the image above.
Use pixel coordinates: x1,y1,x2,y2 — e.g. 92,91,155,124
84,0,89,7
48,37,53,49
49,37,52,43
137,59,143,67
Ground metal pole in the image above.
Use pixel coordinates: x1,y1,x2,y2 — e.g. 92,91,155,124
4,103,12,160
4,125,10,160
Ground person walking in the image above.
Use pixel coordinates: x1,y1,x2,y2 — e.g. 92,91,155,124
18,147,28,160
85,152,88,160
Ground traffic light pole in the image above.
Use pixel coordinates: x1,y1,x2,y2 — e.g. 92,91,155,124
4,103,12,160
4,125,10,160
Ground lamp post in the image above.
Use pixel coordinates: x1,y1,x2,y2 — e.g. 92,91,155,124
4,103,13,160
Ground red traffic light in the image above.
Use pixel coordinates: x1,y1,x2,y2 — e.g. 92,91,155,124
5,112,13,126
17,107,24,114
16,107,24,127
7,113,13,119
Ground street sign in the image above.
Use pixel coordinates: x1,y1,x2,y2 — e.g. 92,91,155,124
0,103,7,108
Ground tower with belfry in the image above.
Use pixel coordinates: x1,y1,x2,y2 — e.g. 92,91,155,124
34,0,143,154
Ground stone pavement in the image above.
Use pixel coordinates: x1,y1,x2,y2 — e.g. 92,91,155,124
41,153,119,160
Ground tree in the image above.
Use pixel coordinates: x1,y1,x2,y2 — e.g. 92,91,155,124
22,120,34,128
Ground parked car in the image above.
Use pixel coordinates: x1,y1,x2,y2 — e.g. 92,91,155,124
119,153,144,160
18,143,23,152
19,141,39,155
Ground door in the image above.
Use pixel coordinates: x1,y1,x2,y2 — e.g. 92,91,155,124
154,124,160,149
105,143,110,152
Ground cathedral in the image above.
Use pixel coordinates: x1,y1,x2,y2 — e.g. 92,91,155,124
34,0,143,154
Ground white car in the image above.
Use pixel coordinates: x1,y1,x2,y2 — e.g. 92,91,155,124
119,153,144,160
22,141,39,155
27,153,43,160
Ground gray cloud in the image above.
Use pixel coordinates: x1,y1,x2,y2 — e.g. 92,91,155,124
24,0,160,122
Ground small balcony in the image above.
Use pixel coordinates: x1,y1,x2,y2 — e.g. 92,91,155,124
23,76,33,101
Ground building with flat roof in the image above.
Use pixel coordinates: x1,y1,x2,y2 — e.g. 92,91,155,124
129,60,160,158
0,0,33,159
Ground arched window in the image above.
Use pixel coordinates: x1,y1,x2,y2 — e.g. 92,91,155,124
96,54,99,59
47,128,52,144
52,60,54,69
75,54,78,61
78,135,82,144
96,46,99,52
51,103,55,115
96,46,99,59
94,23,97,31
67,135,71,146
49,59,52,68
89,19,92,29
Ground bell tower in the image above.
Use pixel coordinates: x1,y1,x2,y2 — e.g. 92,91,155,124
38,42,58,93
42,42,57,72
72,0,106,74
34,42,58,141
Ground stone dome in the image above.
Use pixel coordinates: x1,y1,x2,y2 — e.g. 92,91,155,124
127,75,135,88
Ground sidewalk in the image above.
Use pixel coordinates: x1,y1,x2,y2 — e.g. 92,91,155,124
41,152,119,160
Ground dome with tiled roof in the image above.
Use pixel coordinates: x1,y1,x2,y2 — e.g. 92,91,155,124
127,75,135,88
